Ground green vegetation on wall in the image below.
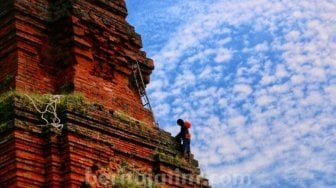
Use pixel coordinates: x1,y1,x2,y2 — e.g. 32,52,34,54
0,91,151,133
0,91,89,127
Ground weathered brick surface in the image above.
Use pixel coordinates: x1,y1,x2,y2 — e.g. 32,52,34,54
0,125,16,188
0,0,210,187
0,8,17,93
0,98,210,187
1,0,154,125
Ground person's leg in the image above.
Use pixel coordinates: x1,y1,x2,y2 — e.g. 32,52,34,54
182,138,188,158
186,139,191,162
186,139,191,154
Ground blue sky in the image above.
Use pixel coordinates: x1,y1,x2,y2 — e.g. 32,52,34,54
125,1,336,187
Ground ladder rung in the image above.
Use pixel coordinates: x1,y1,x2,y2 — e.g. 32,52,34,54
131,60,158,127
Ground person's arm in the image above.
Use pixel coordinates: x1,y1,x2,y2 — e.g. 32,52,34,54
175,126,183,140
175,132,181,139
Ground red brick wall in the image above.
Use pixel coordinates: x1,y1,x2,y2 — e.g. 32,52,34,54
0,97,210,187
0,2,17,92
1,0,155,126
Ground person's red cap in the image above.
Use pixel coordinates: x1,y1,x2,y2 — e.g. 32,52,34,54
184,121,191,128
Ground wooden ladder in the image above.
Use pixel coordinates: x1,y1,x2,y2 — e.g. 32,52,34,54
131,60,158,127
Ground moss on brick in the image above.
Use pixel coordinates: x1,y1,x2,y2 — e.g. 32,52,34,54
0,91,16,122
58,92,89,114
0,121,13,133
153,150,188,167
0,91,154,134
0,74,15,92
0,91,92,124
1,90,88,110
113,111,148,131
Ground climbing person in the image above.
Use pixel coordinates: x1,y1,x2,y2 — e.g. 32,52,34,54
175,119,191,160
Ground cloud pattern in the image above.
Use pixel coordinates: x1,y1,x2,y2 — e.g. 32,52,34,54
126,0,336,187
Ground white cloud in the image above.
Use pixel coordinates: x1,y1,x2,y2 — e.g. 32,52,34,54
285,30,300,41
199,66,213,79
154,103,171,116
228,115,246,126
254,42,269,52
214,48,233,63
150,91,169,102
325,85,336,101
268,84,288,93
260,74,276,85
217,37,232,45
255,95,273,106
290,74,305,84
233,84,253,96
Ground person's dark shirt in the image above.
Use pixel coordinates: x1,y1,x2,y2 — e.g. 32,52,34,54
176,124,189,140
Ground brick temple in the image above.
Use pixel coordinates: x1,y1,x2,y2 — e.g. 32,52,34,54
0,0,210,187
